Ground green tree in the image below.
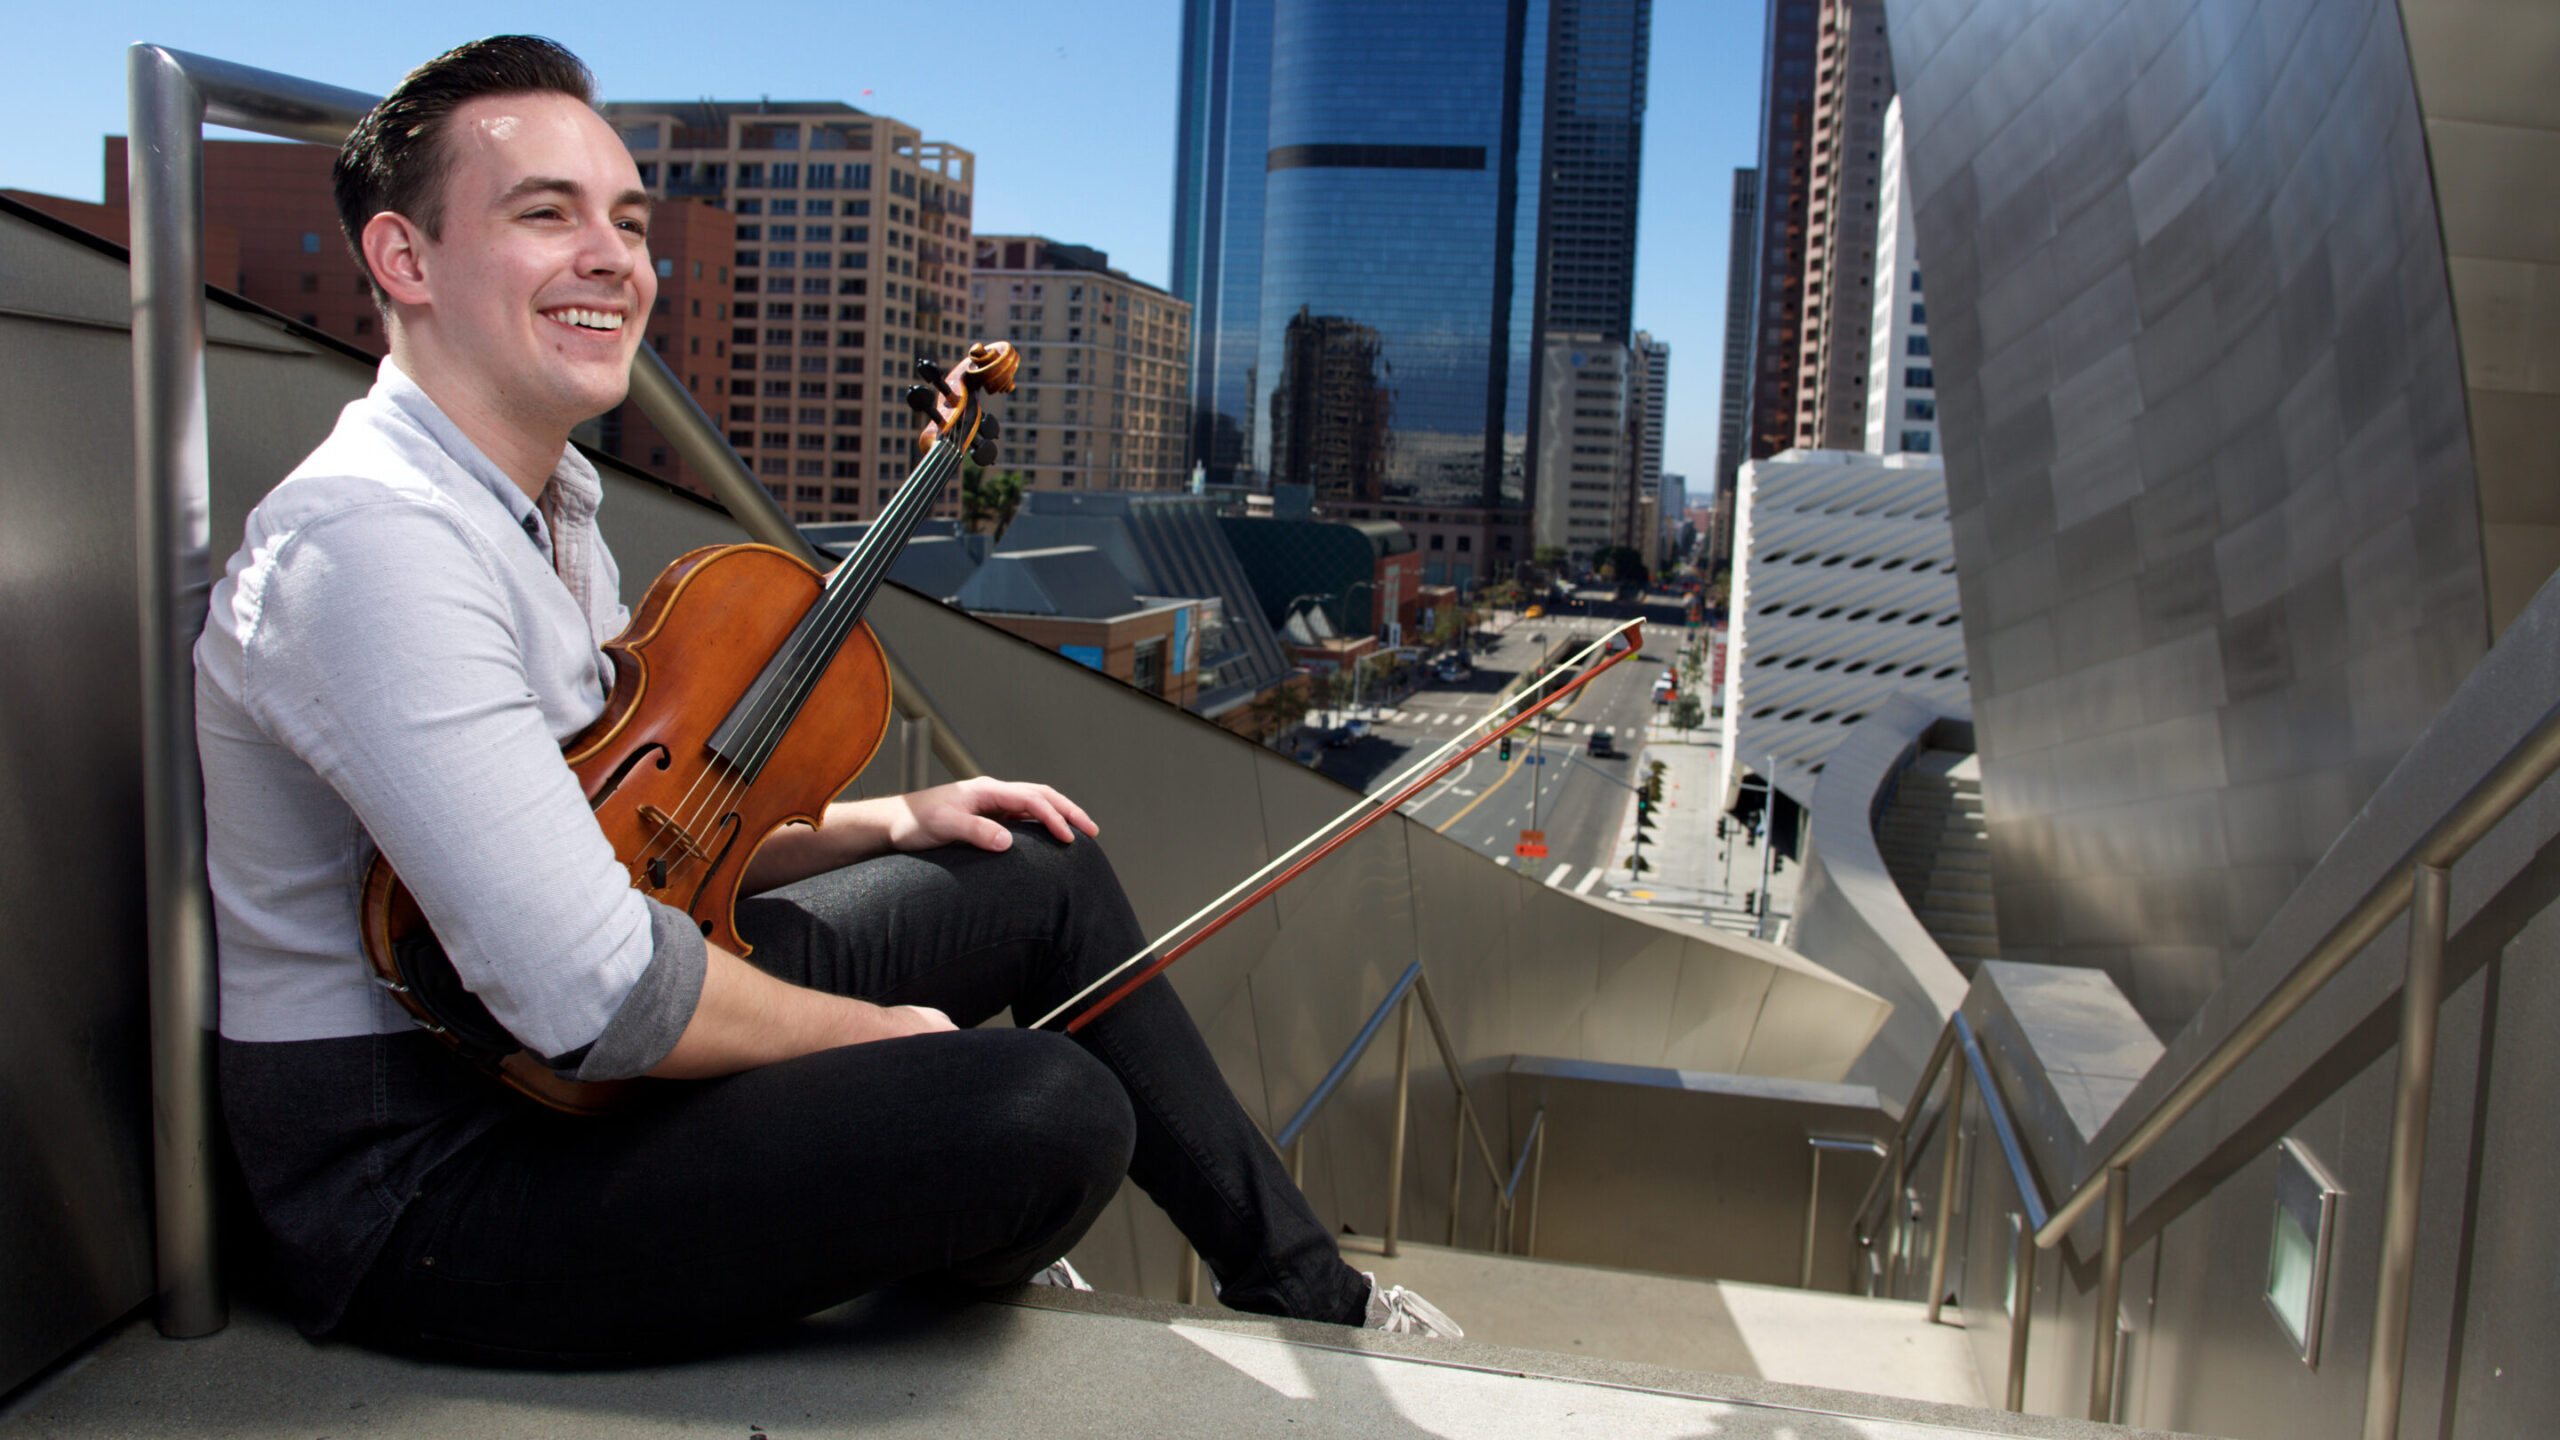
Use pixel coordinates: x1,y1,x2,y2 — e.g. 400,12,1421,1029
1249,684,1311,749
959,462,1026,541
1594,545,1650,589
1670,693,1704,737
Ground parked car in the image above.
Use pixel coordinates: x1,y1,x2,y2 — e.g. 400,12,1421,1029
1324,720,1369,748
1652,676,1676,703
1586,728,1617,757
1434,658,1469,683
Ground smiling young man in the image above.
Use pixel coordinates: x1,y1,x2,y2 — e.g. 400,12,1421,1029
195,36,1453,1363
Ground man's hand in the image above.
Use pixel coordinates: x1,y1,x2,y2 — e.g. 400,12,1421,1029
738,777,1100,894
882,777,1099,854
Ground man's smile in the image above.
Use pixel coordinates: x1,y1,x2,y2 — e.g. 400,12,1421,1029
542,306,625,333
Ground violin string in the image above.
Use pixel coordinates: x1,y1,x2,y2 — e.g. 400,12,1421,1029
619,410,957,877
628,438,952,887
632,414,971,885
1027,617,1643,1032
634,432,956,875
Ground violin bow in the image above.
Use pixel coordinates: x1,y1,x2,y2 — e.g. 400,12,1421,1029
1032,617,1646,1033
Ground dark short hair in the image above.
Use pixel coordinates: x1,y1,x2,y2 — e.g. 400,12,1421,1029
334,36,598,301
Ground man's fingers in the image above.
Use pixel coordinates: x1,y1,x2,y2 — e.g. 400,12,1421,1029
970,815,1015,851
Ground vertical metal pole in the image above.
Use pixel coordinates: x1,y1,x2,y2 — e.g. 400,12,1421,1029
900,714,932,793
1800,1141,1825,1289
2362,863,2450,1440
127,43,225,1341
2006,1219,2035,1412
1288,1134,1304,1188
1382,995,1413,1258
1884,1136,1909,1294
1926,1063,1966,1324
1525,1117,1546,1257
2090,1165,2128,1422
1447,1093,1467,1246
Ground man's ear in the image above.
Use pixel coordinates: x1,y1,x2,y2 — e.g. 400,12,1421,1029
362,211,434,309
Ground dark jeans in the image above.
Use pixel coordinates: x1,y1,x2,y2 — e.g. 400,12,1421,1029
345,826,1369,1364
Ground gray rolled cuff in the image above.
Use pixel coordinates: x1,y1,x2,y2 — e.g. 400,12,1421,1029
568,898,708,1081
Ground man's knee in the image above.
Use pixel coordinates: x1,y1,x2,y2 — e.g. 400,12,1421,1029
977,1029,1136,1191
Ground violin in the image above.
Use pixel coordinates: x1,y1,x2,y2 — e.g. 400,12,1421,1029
359,342,1018,1113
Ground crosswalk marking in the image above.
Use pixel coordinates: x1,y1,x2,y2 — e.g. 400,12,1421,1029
1433,713,1452,725
1573,868,1603,895
1544,865,1573,889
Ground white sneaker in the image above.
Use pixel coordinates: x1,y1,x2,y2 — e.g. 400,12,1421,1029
1029,1257,1093,1291
1362,1272,1462,1338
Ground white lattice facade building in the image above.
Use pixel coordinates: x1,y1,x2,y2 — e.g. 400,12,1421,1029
1716,449,1970,809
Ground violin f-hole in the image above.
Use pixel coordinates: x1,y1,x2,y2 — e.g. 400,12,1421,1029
685,812,744,919
590,742,670,808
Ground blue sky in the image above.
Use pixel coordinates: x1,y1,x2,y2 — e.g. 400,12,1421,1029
6,0,1765,486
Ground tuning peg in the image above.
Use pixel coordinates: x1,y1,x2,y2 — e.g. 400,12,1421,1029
970,434,999,467
914,357,947,386
904,384,938,413
977,414,1003,440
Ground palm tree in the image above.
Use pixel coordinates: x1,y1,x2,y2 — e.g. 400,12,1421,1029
959,463,1027,542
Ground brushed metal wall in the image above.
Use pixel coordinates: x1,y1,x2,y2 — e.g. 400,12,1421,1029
0,204,376,1397
1889,0,2495,1032
1884,566,2560,1435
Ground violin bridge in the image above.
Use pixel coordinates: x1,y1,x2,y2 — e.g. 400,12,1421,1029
637,799,711,855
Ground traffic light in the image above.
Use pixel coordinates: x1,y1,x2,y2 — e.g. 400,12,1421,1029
1498,735,1513,762
1717,818,1729,841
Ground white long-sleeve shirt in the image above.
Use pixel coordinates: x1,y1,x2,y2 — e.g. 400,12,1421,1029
197,359,702,1077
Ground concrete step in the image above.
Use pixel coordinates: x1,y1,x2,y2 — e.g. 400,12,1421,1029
1933,830,1990,853
1936,934,2003,960
0,1258,2156,1440
1932,850,1993,874
1353,1241,1992,1412
1927,869,1993,894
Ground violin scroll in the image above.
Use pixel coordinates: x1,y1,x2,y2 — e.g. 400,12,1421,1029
909,341,1019,454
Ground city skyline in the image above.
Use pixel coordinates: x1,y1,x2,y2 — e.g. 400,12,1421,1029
4,0,1760,498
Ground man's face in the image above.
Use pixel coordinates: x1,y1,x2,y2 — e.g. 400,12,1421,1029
411,91,657,428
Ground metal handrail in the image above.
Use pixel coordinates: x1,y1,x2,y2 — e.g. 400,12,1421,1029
1845,1010,2046,1411
1849,695,2560,1430
1273,960,1537,1259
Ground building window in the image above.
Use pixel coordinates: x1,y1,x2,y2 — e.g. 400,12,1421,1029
300,232,320,253
1900,430,1934,454
1456,536,1471,552
1905,334,1930,356
1132,638,1166,697
1904,366,1934,389
1904,397,1935,420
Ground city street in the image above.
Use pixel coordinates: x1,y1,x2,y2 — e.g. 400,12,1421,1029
1314,606,1656,874
1311,601,1798,939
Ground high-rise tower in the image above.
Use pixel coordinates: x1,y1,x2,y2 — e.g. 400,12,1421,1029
1788,0,1893,452
1173,0,1651,576
1739,0,1822,464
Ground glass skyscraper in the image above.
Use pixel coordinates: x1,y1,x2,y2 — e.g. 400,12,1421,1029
1174,0,1648,526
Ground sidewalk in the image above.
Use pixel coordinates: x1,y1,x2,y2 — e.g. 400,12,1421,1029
1595,718,1800,938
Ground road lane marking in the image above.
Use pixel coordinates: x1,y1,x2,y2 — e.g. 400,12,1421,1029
1574,868,1603,895
1544,865,1573,888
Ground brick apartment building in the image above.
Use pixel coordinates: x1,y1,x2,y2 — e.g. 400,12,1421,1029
601,101,976,525
596,198,737,498
967,236,1191,496
92,138,377,355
